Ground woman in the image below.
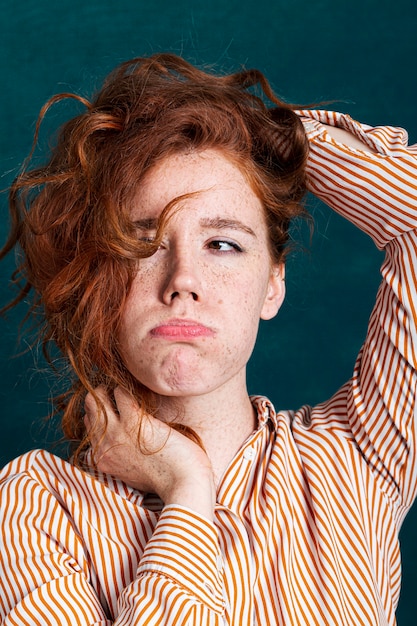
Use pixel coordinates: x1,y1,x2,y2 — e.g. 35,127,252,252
0,54,416,625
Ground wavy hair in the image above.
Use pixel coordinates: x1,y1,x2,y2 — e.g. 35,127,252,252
1,53,309,460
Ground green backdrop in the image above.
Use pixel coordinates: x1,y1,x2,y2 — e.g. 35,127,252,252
1,0,416,622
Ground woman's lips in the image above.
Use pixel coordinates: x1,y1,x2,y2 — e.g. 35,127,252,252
150,319,214,339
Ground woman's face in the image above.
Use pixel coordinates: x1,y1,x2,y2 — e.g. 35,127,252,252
118,149,285,399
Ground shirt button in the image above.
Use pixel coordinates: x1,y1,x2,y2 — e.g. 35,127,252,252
243,447,255,461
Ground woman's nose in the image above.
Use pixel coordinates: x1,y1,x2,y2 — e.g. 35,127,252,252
161,248,201,303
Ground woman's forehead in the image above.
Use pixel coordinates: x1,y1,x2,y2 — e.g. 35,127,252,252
131,149,262,220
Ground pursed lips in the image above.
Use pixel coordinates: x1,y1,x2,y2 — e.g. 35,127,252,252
150,318,215,339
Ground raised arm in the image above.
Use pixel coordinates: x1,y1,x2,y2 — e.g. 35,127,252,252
299,110,417,247
299,109,417,512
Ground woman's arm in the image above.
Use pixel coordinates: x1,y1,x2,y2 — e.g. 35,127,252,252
300,110,417,512
0,450,225,625
322,124,377,153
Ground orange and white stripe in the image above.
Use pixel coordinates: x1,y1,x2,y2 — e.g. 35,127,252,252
1,112,417,625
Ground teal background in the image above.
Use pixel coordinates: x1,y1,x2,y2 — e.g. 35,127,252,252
0,0,416,621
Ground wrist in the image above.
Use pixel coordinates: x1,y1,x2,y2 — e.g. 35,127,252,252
163,473,216,521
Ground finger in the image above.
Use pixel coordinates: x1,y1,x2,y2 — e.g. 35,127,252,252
84,386,120,445
87,386,122,420
84,385,109,418
113,386,140,418
83,412,91,430
113,386,172,451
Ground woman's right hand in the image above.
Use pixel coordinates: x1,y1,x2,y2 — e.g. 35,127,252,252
84,386,216,520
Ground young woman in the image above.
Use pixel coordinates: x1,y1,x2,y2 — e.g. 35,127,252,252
0,54,416,625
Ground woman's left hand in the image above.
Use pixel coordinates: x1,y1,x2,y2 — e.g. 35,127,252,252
84,386,216,520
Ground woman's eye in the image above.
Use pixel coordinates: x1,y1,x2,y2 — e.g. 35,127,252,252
138,233,161,247
137,235,164,254
208,240,242,252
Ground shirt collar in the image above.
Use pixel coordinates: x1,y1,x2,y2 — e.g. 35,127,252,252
250,395,278,429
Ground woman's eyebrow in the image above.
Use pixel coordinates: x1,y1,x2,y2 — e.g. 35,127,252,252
133,216,257,237
133,218,158,230
199,217,257,237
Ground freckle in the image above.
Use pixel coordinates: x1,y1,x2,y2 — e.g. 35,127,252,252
217,299,223,304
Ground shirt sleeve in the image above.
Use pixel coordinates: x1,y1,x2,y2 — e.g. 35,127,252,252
0,466,225,625
0,470,112,626
117,506,225,624
299,109,417,511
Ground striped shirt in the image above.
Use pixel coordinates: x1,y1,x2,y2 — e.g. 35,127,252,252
1,111,417,625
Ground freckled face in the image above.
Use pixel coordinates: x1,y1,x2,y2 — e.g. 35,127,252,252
118,149,285,398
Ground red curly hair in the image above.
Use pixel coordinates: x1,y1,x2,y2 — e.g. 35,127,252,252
1,53,308,460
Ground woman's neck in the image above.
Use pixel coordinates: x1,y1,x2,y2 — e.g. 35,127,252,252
155,381,257,485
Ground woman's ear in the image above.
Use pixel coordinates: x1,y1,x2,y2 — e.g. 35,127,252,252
260,263,286,321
